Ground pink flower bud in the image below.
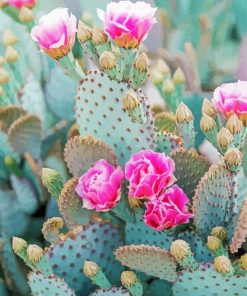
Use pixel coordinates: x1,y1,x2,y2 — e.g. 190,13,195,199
5,0,35,9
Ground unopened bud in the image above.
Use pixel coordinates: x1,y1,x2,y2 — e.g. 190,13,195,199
170,240,190,261
0,68,9,85
214,256,232,275
226,113,243,135
211,226,227,241
19,6,34,23
202,98,217,117
199,14,211,31
162,79,175,94
92,27,108,45
224,148,242,167
77,21,92,43
12,237,27,253
83,261,99,277
123,91,140,110
3,29,18,46
200,113,216,132
99,51,116,70
134,52,150,72
156,59,170,75
121,271,138,288
217,128,233,148
42,217,64,231
176,103,194,123
151,69,163,85
173,68,185,84
0,56,5,66
240,254,247,270
27,244,44,264
81,11,94,27
207,236,221,251
0,0,8,8
5,46,19,63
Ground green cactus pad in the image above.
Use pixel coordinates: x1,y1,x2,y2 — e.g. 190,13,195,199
8,114,42,159
0,106,26,131
156,132,183,155
58,177,92,227
154,112,176,132
115,245,178,282
28,271,76,296
193,164,232,238
144,279,173,296
47,223,123,295
0,278,8,296
75,70,155,166
125,209,174,249
64,135,118,177
172,263,247,296
170,148,210,199
91,286,131,295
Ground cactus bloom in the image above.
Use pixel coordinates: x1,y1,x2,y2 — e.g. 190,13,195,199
144,185,193,231
75,159,124,212
125,150,176,199
212,81,247,121
31,8,77,59
97,1,157,49
5,0,35,8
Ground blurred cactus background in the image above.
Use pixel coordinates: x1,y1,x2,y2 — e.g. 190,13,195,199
0,0,247,295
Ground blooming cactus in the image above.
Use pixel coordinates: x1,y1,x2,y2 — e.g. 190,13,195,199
5,0,35,8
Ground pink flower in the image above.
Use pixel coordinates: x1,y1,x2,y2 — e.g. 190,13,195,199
144,185,193,231
97,1,157,49
125,150,176,199
75,159,124,212
5,0,35,8
212,81,247,121
31,8,77,59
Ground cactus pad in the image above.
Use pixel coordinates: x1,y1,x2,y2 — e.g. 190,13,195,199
0,106,26,131
170,148,210,199
75,70,155,166
115,245,178,282
8,114,42,159
47,223,123,294
58,177,92,227
91,287,130,295
172,263,247,296
156,132,183,155
154,112,176,132
64,135,118,177
28,271,76,296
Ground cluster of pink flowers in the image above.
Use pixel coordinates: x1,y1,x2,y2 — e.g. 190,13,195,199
75,150,193,231
5,0,35,9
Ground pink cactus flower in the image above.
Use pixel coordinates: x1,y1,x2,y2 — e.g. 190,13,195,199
31,8,77,59
97,1,157,49
125,150,176,199
212,81,247,123
75,159,124,212
5,0,35,8
144,185,193,231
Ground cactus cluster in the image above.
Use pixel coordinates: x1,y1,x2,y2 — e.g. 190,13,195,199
0,1,247,295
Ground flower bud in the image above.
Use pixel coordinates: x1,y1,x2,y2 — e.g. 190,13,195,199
5,46,19,63
83,261,99,277
173,67,185,84
19,6,34,23
170,240,190,261
214,256,232,275
0,68,9,85
77,20,92,43
156,59,170,76
12,237,27,253
0,56,5,66
81,11,94,27
134,52,150,72
226,113,243,135
211,226,227,241
217,128,233,148
42,217,64,232
3,30,18,46
224,148,242,167
121,271,138,288
122,91,140,110
151,69,163,85
162,79,175,94
202,98,217,117
240,254,247,270
199,14,211,31
207,236,221,251
99,51,116,70
27,244,44,264
0,0,8,8
176,103,194,123
92,27,108,45
200,113,216,132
